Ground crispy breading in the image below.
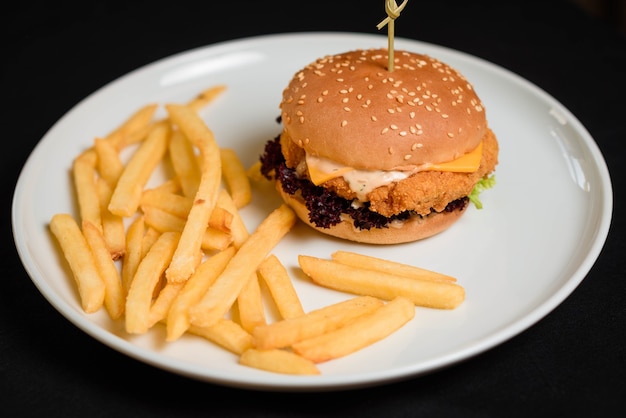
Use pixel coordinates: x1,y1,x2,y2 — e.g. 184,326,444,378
282,129,499,217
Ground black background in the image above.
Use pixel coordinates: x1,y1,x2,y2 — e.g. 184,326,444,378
3,1,625,416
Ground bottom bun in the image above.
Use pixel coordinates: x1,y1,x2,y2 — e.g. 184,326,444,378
278,187,468,245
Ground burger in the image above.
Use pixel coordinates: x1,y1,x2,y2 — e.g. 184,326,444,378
260,48,498,244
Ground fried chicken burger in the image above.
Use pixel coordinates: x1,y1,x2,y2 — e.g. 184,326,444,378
260,48,498,244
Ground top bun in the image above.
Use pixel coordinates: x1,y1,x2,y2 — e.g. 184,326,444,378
280,49,487,170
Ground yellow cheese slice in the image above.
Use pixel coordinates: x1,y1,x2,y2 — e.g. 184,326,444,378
308,165,354,185
307,141,483,185
422,140,483,173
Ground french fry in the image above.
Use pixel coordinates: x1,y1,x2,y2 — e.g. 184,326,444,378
125,231,180,334
147,178,181,194
140,189,232,233
221,148,252,209
140,188,192,218
239,348,320,375
292,297,415,363
186,84,227,112
246,160,266,183
122,215,145,292
94,137,124,187
116,123,154,150
166,247,236,341
236,273,266,333
216,189,249,248
82,220,125,320
189,204,296,328
147,282,184,328
168,129,201,198
108,121,170,217
72,150,101,232
141,227,161,259
331,251,457,283
142,206,232,251
106,103,158,150
257,254,304,320
299,255,465,309
165,104,222,283
252,296,383,350
188,319,253,355
49,214,105,313
97,178,125,260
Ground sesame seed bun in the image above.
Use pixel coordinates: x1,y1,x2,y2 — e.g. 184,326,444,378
260,48,497,244
278,186,468,244
280,48,487,170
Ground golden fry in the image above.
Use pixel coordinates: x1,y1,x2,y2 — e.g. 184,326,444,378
221,148,252,209
189,204,296,328
239,348,320,375
97,178,125,260
140,189,232,233
257,254,304,320
108,121,170,217
331,250,457,283
168,129,201,198
82,220,125,320
147,282,184,328
142,206,232,251
165,104,222,283
106,103,158,150
186,84,227,112
252,296,383,350
188,319,253,355
122,216,145,292
49,214,105,313
72,150,101,232
125,231,180,334
236,273,266,333
94,137,124,187
216,189,249,248
292,297,415,363
246,160,266,183
140,189,192,218
299,255,465,309
166,247,236,341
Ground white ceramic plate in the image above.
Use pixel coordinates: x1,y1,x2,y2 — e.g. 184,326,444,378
12,32,612,391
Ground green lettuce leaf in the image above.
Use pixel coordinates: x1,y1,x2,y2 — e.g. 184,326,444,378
468,175,496,209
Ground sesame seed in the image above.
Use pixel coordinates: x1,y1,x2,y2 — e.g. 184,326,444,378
342,98,349,103
317,97,323,103
410,112,415,119
341,120,348,127
371,116,378,121
387,108,395,114
404,154,412,160
390,124,398,130
400,131,407,136
447,132,454,138
381,127,389,134
343,107,351,112
388,147,394,154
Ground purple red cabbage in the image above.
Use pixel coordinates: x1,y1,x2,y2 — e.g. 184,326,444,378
259,135,468,230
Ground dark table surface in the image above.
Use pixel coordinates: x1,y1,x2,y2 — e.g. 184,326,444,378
3,0,625,416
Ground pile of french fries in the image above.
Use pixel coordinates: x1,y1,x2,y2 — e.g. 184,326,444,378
49,85,465,376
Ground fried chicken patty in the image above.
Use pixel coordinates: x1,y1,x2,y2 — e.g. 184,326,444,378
281,128,499,218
